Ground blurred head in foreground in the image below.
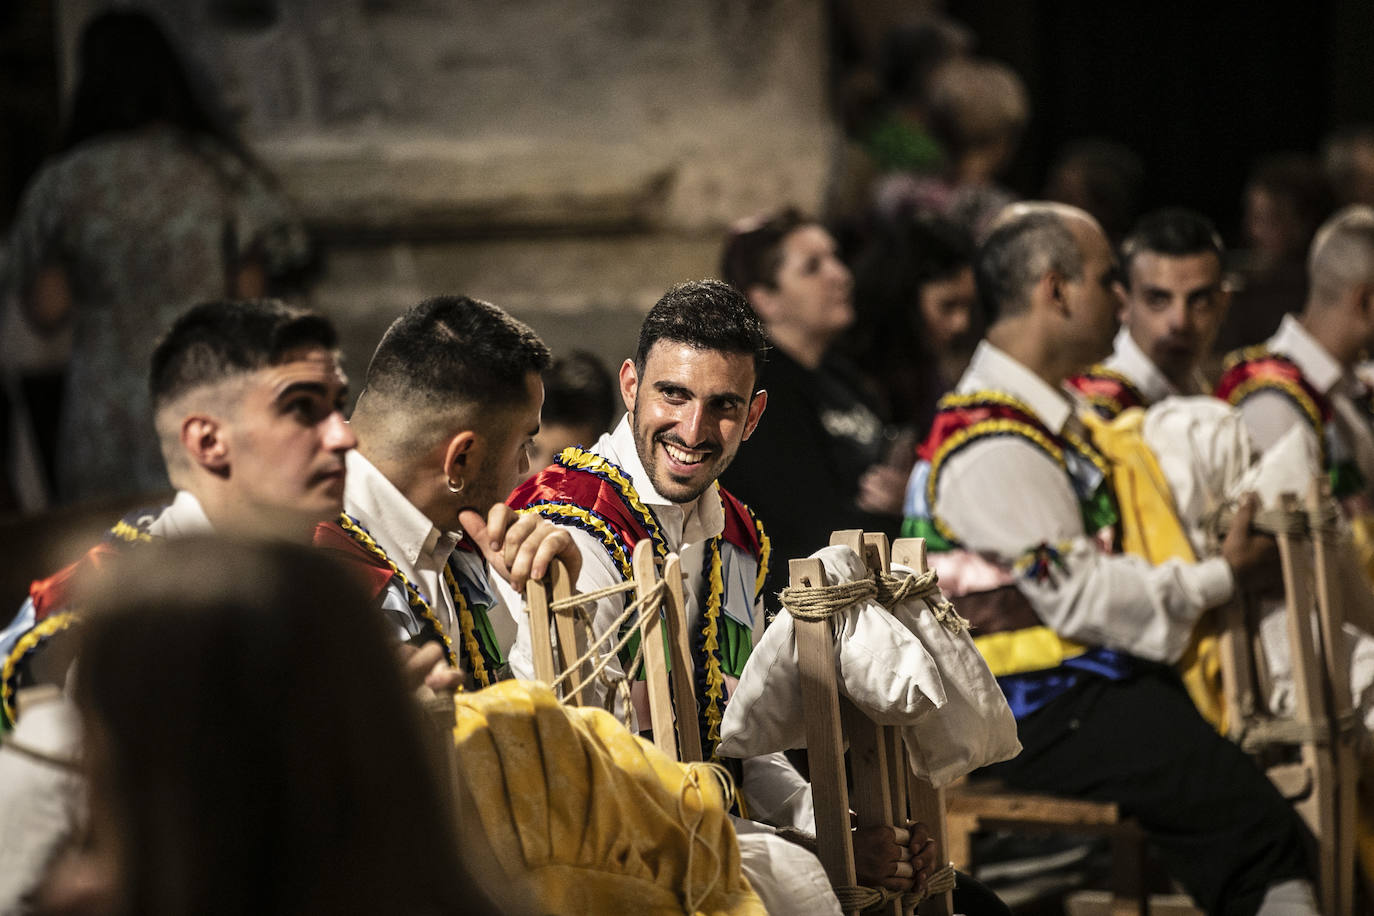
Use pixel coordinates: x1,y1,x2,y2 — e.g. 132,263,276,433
57,537,506,916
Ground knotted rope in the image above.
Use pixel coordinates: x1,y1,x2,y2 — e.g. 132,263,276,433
777,578,878,621
678,761,736,912
549,578,638,609
877,570,971,634
546,578,666,716
778,568,969,634
1237,709,1360,753
771,827,960,912
1210,500,1343,541
832,862,959,911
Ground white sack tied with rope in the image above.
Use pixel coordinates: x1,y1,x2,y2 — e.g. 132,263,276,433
718,545,1020,787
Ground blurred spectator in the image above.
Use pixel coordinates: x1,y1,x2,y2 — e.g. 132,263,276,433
1215,152,1333,354
874,57,1028,239
37,537,510,916
848,214,978,440
824,14,972,236
523,350,618,479
2,10,312,506
1043,138,1146,246
718,208,903,613
1242,153,1331,274
1322,124,1374,208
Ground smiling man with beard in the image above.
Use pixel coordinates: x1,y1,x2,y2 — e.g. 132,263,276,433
505,280,771,747
501,281,955,914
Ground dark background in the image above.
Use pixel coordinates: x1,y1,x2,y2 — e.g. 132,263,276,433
2,1,1371,243
953,0,1372,243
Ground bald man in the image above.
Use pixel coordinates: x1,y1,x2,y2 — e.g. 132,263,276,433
904,203,1317,915
1218,205,1374,506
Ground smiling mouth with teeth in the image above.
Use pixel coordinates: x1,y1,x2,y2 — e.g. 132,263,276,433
662,440,711,467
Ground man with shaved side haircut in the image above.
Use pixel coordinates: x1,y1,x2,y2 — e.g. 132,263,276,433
2,299,356,721
0,298,356,909
1219,205,1374,504
316,295,582,691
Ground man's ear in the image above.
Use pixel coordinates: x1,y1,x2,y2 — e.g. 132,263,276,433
1216,286,1234,325
619,358,639,414
1113,280,1130,324
1042,270,1071,318
741,389,768,441
1356,282,1374,319
442,430,479,483
180,415,229,475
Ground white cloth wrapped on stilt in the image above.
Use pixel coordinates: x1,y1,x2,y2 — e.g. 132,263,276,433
718,545,1020,788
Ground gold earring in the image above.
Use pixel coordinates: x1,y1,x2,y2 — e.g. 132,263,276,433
447,477,464,494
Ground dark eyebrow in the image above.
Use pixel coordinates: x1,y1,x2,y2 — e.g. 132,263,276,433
711,392,748,408
275,380,343,407
653,380,747,408
654,381,693,397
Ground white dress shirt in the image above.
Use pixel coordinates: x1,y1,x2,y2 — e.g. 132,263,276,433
1236,314,1374,489
932,341,1235,663
342,450,511,663
1100,326,1199,403
498,417,812,833
1227,316,1374,732
502,416,766,686
0,492,211,914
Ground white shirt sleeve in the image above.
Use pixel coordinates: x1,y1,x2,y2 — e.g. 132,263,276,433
0,694,83,912
378,580,421,643
1237,389,1319,456
733,820,843,916
936,436,1234,663
0,598,37,661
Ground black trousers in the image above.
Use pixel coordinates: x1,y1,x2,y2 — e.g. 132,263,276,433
982,666,1313,916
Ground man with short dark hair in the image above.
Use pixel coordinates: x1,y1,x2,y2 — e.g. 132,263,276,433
904,203,1318,915
0,298,356,909
2,298,355,721
315,295,582,689
503,281,947,912
1061,209,1240,732
1067,207,1229,416
506,279,771,745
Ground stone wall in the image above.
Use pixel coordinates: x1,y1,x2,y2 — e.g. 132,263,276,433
58,0,837,370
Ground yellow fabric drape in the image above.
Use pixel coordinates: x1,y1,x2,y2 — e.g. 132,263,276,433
1081,408,1227,733
449,680,767,916
1349,512,1374,592
973,626,1090,678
